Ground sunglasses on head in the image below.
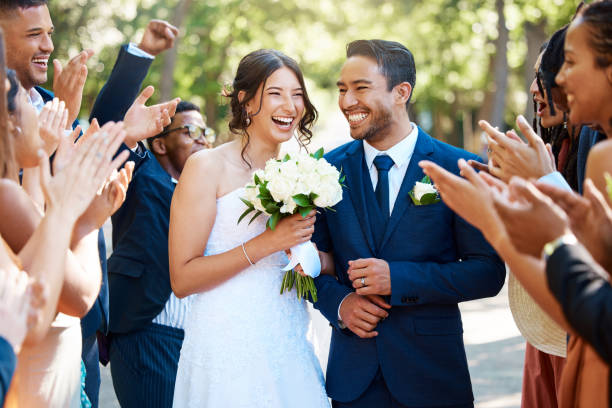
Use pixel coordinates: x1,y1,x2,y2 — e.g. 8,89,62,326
157,124,216,143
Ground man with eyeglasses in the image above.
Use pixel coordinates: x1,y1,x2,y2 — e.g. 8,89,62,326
106,101,211,408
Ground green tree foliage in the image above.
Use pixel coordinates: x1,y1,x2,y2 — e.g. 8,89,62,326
45,0,578,150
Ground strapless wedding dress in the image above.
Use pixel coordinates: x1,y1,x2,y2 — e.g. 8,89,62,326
173,188,329,407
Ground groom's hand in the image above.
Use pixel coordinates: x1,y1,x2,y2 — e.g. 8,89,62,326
339,293,390,338
348,258,391,296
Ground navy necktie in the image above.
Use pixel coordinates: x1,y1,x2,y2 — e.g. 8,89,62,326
373,155,395,218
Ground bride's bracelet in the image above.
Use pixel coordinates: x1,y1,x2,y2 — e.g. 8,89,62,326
241,242,254,266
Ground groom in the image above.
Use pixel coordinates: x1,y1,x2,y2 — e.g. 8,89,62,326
313,39,506,408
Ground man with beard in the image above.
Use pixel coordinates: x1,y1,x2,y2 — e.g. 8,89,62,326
106,101,211,408
312,39,505,407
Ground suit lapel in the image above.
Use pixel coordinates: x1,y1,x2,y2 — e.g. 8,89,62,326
341,141,377,254
379,128,434,249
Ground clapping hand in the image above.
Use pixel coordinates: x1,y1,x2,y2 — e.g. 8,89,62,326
137,20,179,56
479,116,556,182
123,86,180,148
75,160,134,238
0,265,46,353
493,177,571,258
38,98,69,156
536,179,612,270
53,49,94,126
39,121,130,221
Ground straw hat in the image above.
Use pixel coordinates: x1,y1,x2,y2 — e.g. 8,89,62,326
508,271,567,357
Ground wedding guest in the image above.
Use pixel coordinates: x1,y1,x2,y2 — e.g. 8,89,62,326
0,3,179,404
107,101,211,408
312,39,505,408
0,68,132,407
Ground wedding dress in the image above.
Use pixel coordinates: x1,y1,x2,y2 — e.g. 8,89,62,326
173,188,329,407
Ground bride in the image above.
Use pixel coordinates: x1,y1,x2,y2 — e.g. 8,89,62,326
169,49,330,407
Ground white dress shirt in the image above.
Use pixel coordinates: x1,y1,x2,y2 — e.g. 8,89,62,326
362,122,419,214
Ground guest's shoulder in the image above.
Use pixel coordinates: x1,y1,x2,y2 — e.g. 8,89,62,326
324,140,360,164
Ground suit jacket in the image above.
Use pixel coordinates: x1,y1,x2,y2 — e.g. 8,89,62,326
107,152,176,333
547,243,612,364
576,127,605,194
38,44,153,338
312,128,506,406
0,336,16,408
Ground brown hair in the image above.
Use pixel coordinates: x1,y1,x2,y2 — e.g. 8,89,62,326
0,29,16,180
223,49,317,167
577,0,612,68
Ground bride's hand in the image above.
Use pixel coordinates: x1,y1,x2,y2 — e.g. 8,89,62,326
267,211,316,253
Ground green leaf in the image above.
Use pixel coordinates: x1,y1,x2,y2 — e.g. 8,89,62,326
264,202,279,214
248,210,263,225
282,154,291,162
292,194,311,207
254,173,261,185
419,193,440,205
267,211,281,230
237,206,255,224
339,175,345,183
309,192,319,201
311,148,324,160
421,175,431,184
239,197,254,209
299,206,314,218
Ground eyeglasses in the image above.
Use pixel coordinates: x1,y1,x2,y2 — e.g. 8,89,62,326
157,124,216,144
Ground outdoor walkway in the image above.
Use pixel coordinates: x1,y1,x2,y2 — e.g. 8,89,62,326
99,279,525,408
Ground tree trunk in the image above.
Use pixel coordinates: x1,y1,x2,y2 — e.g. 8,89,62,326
490,0,509,129
159,0,193,101
523,20,548,124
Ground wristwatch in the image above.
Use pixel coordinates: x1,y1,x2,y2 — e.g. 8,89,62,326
542,233,578,260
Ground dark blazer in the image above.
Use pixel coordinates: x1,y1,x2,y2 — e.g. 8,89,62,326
0,336,16,408
547,243,612,364
577,127,606,194
80,44,152,338
107,152,176,333
312,128,506,406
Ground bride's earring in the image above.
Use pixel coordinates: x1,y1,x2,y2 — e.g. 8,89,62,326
245,116,251,126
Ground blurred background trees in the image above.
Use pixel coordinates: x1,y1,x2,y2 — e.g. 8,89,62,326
47,0,578,153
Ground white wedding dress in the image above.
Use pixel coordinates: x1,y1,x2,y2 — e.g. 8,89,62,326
173,188,329,408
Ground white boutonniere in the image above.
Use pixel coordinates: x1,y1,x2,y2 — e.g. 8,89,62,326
409,175,441,206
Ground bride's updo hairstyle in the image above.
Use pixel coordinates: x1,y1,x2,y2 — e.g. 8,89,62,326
223,49,318,167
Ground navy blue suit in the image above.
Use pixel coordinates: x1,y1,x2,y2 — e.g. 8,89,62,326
107,151,183,407
576,127,605,194
0,337,16,408
312,128,506,407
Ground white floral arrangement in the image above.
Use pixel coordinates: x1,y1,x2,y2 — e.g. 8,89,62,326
238,148,344,301
409,175,440,205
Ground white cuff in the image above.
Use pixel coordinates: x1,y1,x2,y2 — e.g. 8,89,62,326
538,171,572,191
127,43,155,60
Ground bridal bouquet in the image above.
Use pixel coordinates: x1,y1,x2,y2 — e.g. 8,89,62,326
238,148,344,301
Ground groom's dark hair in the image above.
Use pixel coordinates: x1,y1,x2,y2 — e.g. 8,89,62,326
346,39,416,107
0,0,48,15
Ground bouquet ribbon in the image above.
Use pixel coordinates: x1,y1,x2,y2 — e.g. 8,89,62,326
282,241,321,278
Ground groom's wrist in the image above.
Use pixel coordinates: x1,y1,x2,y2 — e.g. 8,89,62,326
337,293,351,329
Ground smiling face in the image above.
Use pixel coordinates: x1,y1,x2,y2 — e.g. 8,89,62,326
529,53,565,129
245,66,305,144
160,110,210,175
556,19,612,129
0,5,54,90
337,55,398,143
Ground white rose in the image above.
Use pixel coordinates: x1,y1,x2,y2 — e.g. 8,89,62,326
413,181,438,201
244,185,266,212
280,199,297,214
268,176,295,203
263,160,282,180
297,154,317,173
313,179,343,208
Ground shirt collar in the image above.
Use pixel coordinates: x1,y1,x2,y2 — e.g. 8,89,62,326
27,88,45,113
363,122,419,170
